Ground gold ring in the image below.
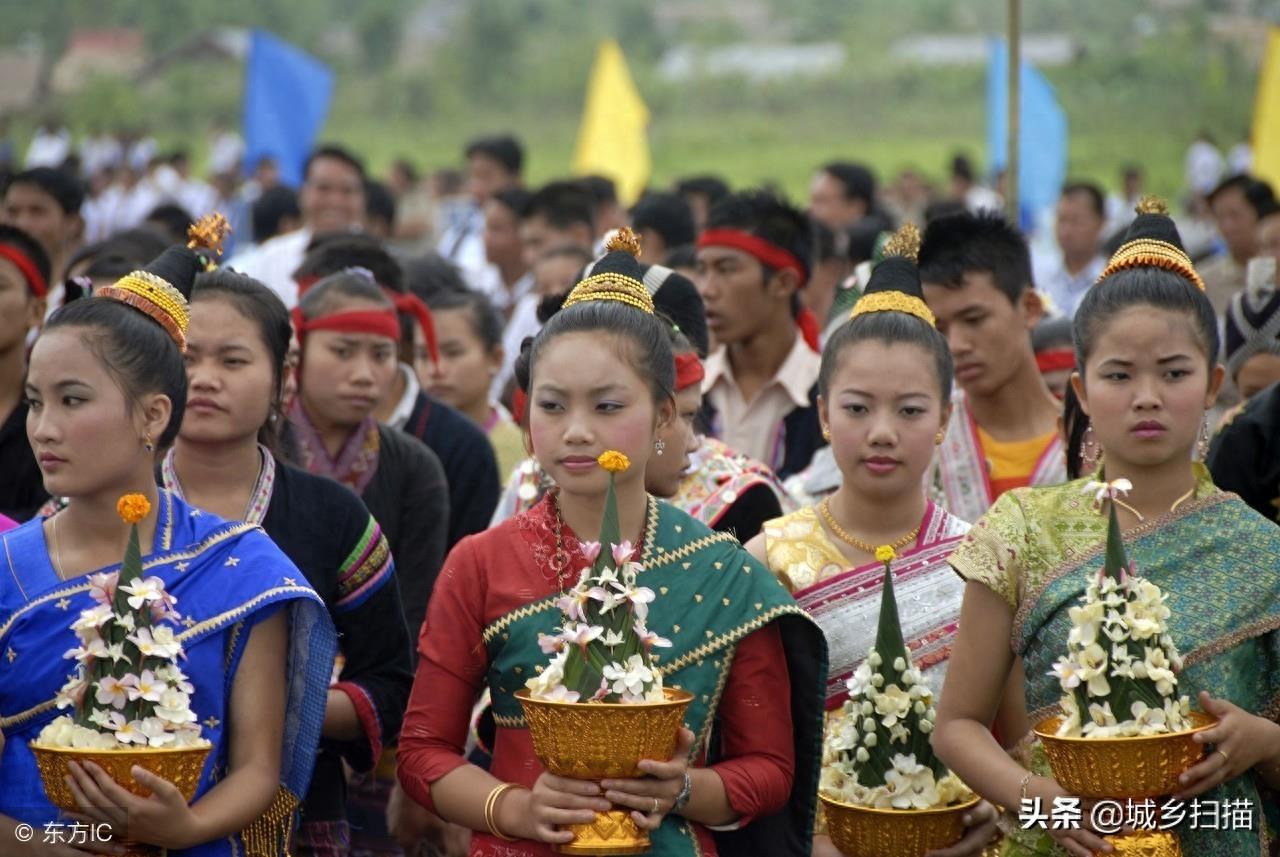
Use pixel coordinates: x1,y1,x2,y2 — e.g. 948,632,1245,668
1216,749,1230,765
652,797,661,814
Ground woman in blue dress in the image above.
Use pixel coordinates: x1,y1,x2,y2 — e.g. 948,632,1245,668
0,224,336,856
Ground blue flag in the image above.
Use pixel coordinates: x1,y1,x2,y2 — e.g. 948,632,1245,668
242,30,334,188
986,40,1067,222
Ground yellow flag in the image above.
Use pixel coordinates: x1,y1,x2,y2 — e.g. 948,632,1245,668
1254,28,1280,191
573,40,650,207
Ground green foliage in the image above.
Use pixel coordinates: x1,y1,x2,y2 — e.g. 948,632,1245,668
0,0,1264,200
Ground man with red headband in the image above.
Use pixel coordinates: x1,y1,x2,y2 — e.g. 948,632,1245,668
0,224,51,520
695,189,824,479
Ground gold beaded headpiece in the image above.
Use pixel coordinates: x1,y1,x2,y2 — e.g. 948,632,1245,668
96,213,231,351
561,227,655,315
848,223,937,327
1097,196,1205,292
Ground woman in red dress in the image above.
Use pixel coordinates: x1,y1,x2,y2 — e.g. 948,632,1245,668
395,232,826,857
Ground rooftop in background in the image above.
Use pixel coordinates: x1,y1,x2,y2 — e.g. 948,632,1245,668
891,34,1082,67
659,42,846,82
52,29,146,93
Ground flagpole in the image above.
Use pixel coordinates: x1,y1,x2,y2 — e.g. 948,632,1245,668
1006,0,1021,224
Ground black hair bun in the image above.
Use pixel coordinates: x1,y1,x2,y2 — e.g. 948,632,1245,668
513,335,535,393
141,246,203,300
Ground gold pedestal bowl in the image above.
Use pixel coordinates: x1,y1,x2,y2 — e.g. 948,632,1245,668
31,741,213,857
516,687,694,855
1032,712,1216,857
820,793,981,857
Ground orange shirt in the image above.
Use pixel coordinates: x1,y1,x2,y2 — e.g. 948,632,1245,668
977,427,1060,500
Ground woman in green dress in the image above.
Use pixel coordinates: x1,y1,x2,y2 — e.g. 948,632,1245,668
932,200,1280,857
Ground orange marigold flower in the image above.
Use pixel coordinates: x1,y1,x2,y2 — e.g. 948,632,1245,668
597,450,630,473
117,494,151,524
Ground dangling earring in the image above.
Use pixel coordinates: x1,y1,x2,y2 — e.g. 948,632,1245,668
1081,422,1102,473
934,430,944,446
1196,417,1211,461
654,439,666,456
143,432,155,453
822,426,831,442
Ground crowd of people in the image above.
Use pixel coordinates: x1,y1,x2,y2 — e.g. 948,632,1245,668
0,123,1278,857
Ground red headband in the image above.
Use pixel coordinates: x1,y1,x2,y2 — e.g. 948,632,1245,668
674,352,705,391
291,307,402,342
294,274,440,366
389,290,439,366
1036,348,1076,374
511,387,528,427
697,228,809,287
0,244,47,297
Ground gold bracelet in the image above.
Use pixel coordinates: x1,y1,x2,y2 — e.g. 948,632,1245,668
484,783,522,842
1018,772,1035,804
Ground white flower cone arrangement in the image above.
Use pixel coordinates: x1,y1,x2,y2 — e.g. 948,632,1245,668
517,453,692,855
37,495,208,750
820,547,972,811
526,451,671,703
1051,480,1192,738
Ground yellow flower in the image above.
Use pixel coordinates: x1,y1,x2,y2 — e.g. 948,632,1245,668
597,450,630,473
875,545,896,564
117,494,151,524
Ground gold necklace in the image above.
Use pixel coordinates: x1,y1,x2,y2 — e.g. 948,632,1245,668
1108,486,1196,524
819,497,920,554
50,512,67,580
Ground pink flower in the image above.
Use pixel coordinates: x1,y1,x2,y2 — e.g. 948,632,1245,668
556,591,591,623
580,541,602,563
88,573,118,606
545,685,581,703
591,676,611,701
618,582,656,620
563,623,604,651
538,632,566,655
587,586,624,613
148,589,180,623
634,620,672,649
611,541,635,567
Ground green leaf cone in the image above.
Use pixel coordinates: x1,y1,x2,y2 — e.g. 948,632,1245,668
848,556,948,787
597,469,621,574
1103,500,1129,583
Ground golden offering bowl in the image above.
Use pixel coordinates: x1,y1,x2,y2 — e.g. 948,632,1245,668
31,741,213,857
516,687,694,855
820,792,981,857
1032,712,1215,798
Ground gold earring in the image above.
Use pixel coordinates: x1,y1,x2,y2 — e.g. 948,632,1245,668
143,433,155,452
934,430,945,445
822,426,831,442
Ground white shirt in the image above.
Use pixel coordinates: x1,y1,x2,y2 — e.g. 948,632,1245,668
209,132,245,176
25,129,71,168
1033,252,1106,319
702,335,821,469
386,364,421,431
437,206,499,293
494,286,541,400
1185,141,1224,196
965,185,1004,215
225,228,313,308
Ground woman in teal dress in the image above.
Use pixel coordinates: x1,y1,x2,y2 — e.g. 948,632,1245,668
932,201,1280,857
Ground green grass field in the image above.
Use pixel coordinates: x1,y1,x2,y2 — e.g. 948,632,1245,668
39,28,1256,206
